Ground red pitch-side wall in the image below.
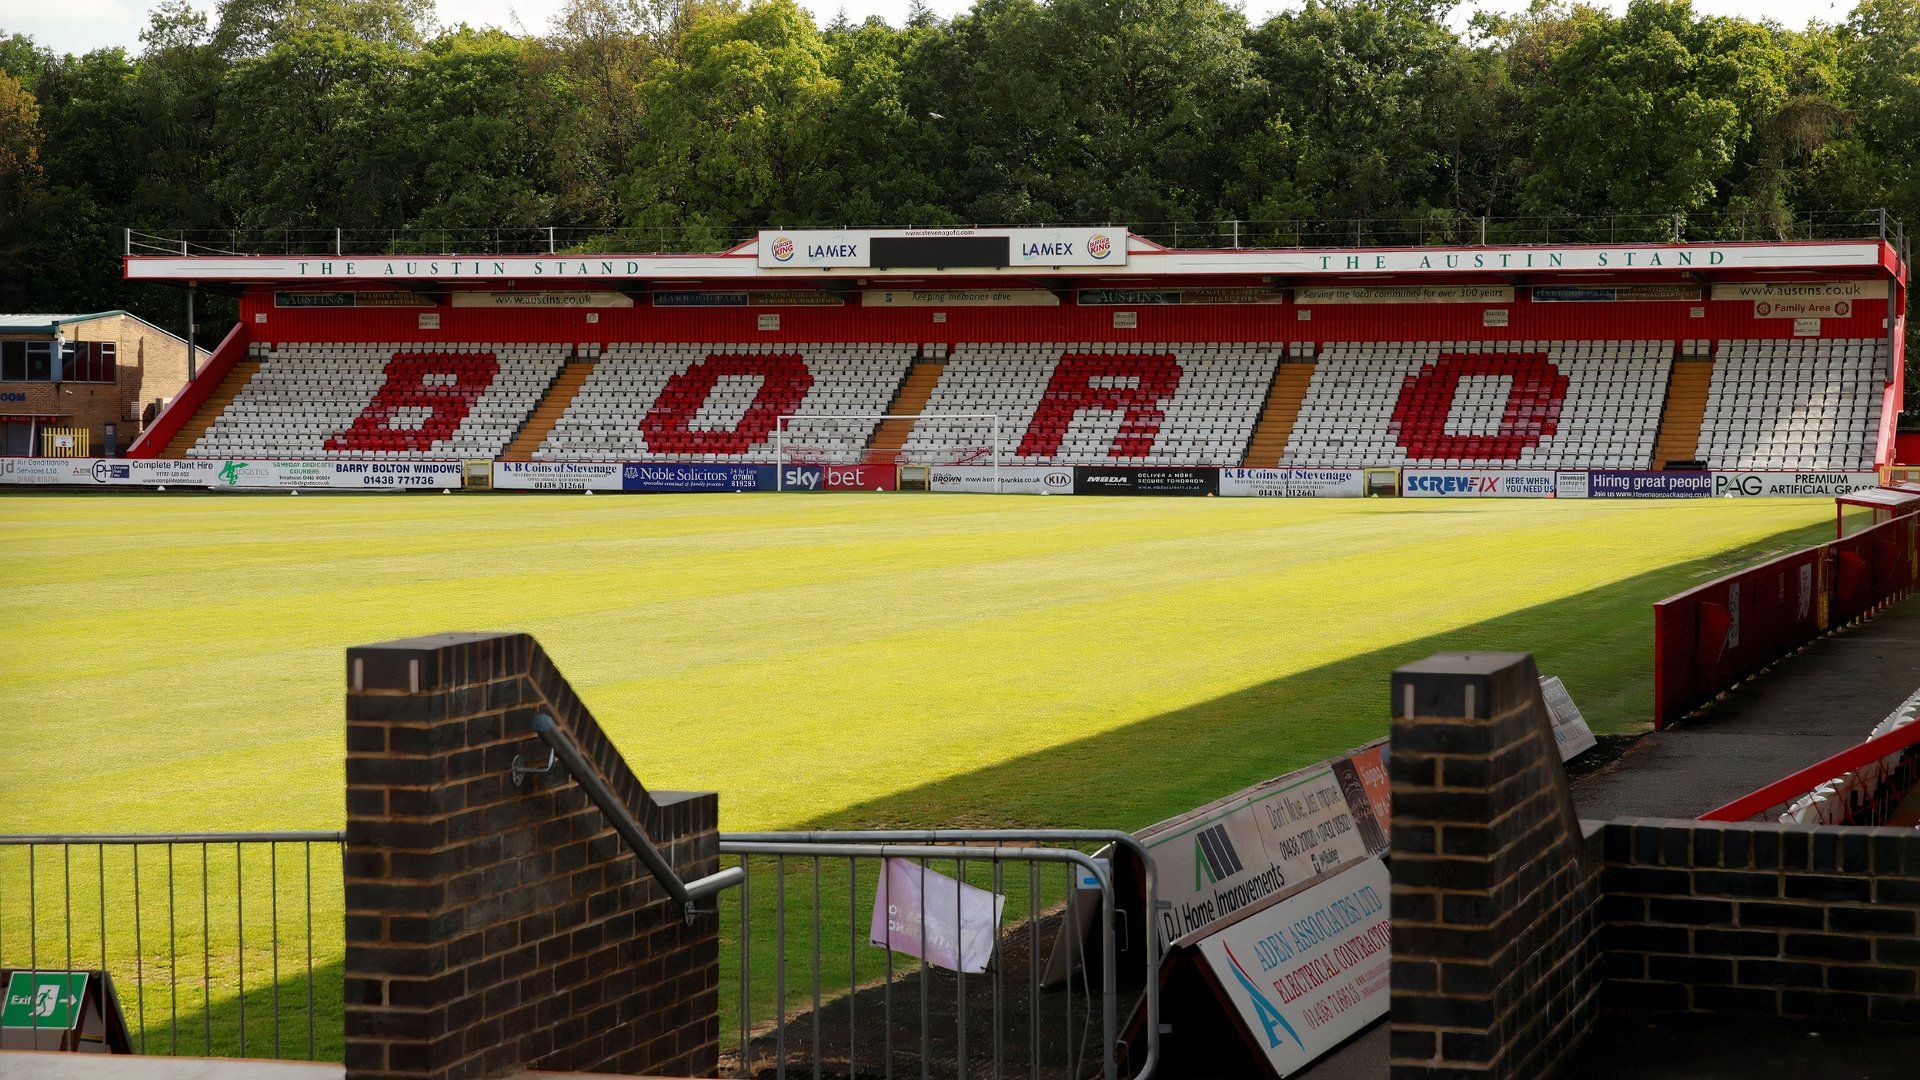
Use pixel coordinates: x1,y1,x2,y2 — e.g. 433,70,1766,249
125,322,251,458
1653,513,1919,728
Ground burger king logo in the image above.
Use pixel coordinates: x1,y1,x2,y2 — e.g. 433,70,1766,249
1088,234,1113,260
771,236,795,262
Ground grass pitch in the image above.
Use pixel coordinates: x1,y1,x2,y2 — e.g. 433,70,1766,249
0,492,1836,835
0,491,1836,1057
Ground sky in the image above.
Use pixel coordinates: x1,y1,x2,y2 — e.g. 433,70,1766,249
5,0,1840,57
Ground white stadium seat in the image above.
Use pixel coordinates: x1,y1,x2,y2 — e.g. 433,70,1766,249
1696,338,1886,471
536,343,915,463
901,343,1280,466
1281,340,1671,469
191,342,567,460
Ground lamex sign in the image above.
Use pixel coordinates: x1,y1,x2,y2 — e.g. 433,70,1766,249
623,462,774,492
1712,471,1883,498
1194,857,1391,1078
1588,470,1712,498
1401,470,1555,498
757,228,1127,269
493,461,624,491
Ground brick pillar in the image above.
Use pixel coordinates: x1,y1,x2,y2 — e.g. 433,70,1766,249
1388,652,1602,1079
344,632,720,1080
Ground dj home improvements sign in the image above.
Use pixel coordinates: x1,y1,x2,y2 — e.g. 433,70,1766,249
1139,741,1389,948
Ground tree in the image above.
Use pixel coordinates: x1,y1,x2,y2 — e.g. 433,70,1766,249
1240,0,1482,231
400,29,567,230
621,0,843,231
210,30,411,228
1046,0,1259,222
212,0,434,60
1513,0,1791,221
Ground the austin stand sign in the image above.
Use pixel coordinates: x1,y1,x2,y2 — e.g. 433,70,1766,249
0,969,134,1053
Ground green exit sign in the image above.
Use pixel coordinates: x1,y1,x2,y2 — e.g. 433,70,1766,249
2,971,88,1030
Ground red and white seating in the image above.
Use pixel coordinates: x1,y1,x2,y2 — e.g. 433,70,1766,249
1697,339,1886,470
902,343,1279,465
189,343,567,459
1283,340,1671,469
535,343,915,462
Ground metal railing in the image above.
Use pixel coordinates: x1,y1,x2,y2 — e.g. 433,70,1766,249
124,209,1903,259
0,827,1156,1077
523,713,743,917
0,833,344,1060
719,830,1159,1080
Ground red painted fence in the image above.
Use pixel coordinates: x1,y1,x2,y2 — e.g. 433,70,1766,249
1697,718,1920,823
1653,514,1919,728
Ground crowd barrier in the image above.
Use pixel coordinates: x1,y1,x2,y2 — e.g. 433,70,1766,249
1653,513,1919,728
0,458,1893,500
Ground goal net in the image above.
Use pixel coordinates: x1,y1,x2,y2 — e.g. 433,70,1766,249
774,413,1004,470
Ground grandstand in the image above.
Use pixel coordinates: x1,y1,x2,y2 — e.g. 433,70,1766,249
122,228,1907,478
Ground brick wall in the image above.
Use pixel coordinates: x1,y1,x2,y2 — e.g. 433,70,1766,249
1600,818,1920,1024
1388,652,1604,1079
344,631,720,1080
1388,649,1920,1080
0,314,194,452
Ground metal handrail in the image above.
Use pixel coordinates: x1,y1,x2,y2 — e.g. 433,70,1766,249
530,713,743,917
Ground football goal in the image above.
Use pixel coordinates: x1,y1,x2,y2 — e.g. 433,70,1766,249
774,413,1005,491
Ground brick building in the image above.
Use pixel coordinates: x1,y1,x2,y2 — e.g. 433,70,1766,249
0,311,200,456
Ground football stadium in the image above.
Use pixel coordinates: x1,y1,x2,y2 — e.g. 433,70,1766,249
4,2,1920,1079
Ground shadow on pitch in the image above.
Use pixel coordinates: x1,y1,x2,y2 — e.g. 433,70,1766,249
796,519,1833,834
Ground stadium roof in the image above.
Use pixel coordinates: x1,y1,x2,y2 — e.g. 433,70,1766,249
121,234,1907,285
0,310,200,348
0,313,100,332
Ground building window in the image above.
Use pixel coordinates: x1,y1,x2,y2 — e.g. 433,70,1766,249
25,341,51,381
1,341,23,381
60,341,116,382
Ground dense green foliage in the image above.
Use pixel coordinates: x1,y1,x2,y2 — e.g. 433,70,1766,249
1,0,1916,412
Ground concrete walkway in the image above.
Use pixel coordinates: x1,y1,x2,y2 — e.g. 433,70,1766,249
1572,592,1920,820
1306,594,1920,1080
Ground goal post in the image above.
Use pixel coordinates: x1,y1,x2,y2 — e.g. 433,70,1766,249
774,413,1004,491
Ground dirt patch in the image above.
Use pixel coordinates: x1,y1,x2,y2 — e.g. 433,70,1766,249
1564,731,1646,782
